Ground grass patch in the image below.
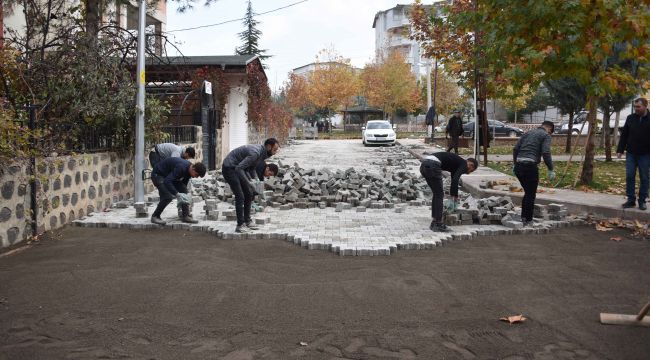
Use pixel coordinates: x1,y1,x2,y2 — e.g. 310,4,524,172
486,160,627,194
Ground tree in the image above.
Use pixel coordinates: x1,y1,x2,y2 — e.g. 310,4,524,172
360,50,419,120
545,78,587,153
235,0,270,66
520,85,552,117
497,85,533,123
599,93,635,161
307,48,359,122
416,0,649,185
419,70,465,119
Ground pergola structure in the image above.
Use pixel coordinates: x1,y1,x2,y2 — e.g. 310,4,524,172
341,106,384,131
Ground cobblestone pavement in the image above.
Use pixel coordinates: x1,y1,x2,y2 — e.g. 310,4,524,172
74,140,584,255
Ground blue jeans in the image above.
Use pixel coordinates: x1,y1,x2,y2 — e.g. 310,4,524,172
625,153,650,204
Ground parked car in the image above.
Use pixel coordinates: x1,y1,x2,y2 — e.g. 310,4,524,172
462,120,524,138
362,120,397,146
434,121,447,133
557,111,609,135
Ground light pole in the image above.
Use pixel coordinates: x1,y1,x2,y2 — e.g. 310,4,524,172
134,0,146,216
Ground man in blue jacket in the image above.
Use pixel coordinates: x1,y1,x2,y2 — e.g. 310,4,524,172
222,138,280,233
617,97,650,211
150,157,207,225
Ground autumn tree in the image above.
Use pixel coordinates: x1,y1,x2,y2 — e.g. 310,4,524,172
413,0,649,185
419,70,465,119
307,48,359,122
545,78,587,153
235,0,270,66
497,85,533,124
360,50,419,120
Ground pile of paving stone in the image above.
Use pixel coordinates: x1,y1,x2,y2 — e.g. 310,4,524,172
445,195,569,228
191,162,448,210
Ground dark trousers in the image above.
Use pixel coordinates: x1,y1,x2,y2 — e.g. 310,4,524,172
625,153,650,204
420,160,444,224
151,174,188,218
447,136,460,153
222,167,253,226
514,162,539,222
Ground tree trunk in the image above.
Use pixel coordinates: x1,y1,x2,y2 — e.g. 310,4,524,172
0,0,4,50
565,112,574,153
603,109,612,161
613,111,621,147
599,114,605,148
579,95,599,185
84,0,101,40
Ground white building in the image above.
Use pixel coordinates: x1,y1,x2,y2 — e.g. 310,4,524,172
372,2,446,77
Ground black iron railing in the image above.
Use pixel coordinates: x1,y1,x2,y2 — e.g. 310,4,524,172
162,125,196,144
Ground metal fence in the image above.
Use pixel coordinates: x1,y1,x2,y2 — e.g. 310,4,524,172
162,125,196,144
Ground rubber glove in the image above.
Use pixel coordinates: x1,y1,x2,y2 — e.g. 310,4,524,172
548,170,556,181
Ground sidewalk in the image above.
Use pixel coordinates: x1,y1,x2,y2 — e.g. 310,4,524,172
399,138,650,221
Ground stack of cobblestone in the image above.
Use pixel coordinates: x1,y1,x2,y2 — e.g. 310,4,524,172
191,163,446,209
444,195,569,228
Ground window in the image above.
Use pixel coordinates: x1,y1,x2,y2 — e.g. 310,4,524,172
367,122,392,130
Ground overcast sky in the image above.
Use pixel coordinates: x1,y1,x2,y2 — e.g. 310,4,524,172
165,0,421,92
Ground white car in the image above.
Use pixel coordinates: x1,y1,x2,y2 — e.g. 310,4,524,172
362,120,397,146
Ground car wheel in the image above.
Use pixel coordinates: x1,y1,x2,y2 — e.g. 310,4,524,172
508,131,517,138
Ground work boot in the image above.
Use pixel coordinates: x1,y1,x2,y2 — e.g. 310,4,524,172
179,204,197,223
181,216,199,224
622,201,636,209
245,221,259,230
639,202,647,211
430,223,450,232
523,220,534,227
151,216,166,226
235,225,251,233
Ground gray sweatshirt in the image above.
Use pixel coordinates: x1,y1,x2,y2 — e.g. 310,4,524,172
513,127,554,171
155,143,184,159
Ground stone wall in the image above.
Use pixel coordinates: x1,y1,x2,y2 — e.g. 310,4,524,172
0,127,203,248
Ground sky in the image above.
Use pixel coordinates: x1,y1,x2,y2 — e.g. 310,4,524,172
164,0,414,93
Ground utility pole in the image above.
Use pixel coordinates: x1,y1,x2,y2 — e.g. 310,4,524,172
426,59,432,139
134,0,146,216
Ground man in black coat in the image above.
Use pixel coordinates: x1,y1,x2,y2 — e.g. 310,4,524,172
446,110,464,153
617,97,650,210
420,152,478,232
150,157,206,226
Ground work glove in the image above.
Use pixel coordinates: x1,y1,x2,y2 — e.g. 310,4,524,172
247,180,259,196
548,170,556,181
176,193,192,205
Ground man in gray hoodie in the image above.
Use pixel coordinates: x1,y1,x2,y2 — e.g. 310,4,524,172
222,138,280,233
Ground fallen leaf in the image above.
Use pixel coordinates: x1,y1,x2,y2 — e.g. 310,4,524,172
610,236,623,242
499,314,527,324
299,342,308,346
595,224,613,232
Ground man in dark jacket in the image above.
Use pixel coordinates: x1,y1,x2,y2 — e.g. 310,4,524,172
617,97,650,210
513,121,555,225
420,152,478,232
446,110,464,153
222,138,280,233
150,157,206,226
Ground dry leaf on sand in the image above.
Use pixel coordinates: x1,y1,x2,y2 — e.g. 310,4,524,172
499,314,527,324
610,236,623,242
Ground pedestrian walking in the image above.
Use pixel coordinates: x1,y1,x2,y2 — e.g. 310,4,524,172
148,143,195,169
222,138,280,233
446,110,464,153
150,157,206,226
420,152,478,232
512,121,556,225
617,97,650,210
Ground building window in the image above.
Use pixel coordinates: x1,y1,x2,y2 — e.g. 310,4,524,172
392,9,402,21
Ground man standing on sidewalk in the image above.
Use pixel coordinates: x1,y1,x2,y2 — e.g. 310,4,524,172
222,138,280,233
420,152,478,232
149,143,195,169
446,110,464,153
150,157,206,225
617,97,650,211
513,121,556,226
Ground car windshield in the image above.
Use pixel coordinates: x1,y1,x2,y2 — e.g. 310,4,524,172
367,122,391,130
